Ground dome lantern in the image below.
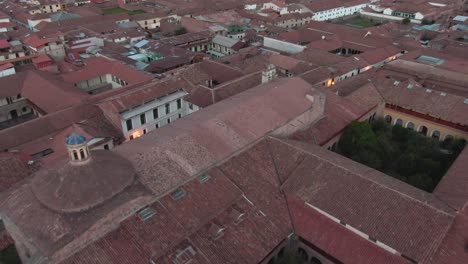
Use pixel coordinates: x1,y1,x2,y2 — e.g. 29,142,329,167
66,134,90,164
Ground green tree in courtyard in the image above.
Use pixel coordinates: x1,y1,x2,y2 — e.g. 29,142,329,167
335,119,466,192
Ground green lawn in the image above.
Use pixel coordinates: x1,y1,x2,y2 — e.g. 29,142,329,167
346,20,377,28
103,7,146,15
337,17,382,28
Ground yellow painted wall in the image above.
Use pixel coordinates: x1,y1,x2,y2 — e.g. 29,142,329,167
383,108,468,141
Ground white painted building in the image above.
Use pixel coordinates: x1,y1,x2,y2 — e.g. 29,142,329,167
120,90,195,140
311,2,372,21
0,65,16,77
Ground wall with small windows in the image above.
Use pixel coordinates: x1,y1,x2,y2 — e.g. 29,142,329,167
136,15,179,30
120,91,197,141
0,95,34,123
312,3,369,21
75,74,129,94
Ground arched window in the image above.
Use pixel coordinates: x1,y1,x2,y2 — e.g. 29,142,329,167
73,150,78,160
432,130,441,140
444,134,454,142
406,122,415,130
311,257,322,264
384,115,392,124
278,248,285,258
395,118,403,126
297,248,308,261
419,126,428,136
80,149,85,160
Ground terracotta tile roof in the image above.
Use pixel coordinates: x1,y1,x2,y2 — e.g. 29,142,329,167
181,60,243,87
100,79,188,113
31,53,52,64
0,39,10,49
279,138,456,263
0,152,35,192
0,71,25,98
114,77,318,196
0,63,14,71
23,34,61,49
430,202,468,264
292,83,382,146
0,104,101,151
21,70,88,114
287,195,410,264
433,148,468,211
213,71,262,103
0,69,87,113
374,77,468,126
0,177,152,260
61,57,153,85
300,66,335,85
357,45,402,65
63,138,292,264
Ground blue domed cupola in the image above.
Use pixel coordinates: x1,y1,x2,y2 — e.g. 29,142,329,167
66,134,87,145
65,134,90,164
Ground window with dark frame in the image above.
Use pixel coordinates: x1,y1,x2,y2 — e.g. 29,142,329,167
177,99,182,109
165,103,170,114
153,108,159,119
126,119,133,131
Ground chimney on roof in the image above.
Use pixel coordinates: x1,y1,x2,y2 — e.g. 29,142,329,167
65,134,91,165
262,64,277,84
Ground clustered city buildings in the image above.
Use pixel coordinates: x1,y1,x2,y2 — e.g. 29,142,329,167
0,0,467,263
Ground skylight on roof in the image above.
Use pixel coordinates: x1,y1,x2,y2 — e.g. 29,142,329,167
407,83,413,89
464,98,468,104
171,188,186,200
440,92,447,96
138,207,155,221
393,80,400,86
426,89,432,93
416,55,445,65
198,174,210,184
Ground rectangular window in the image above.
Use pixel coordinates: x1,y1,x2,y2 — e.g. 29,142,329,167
140,114,146,125
155,123,159,129
177,99,182,109
167,118,171,124
129,135,134,140
31,148,54,159
126,119,133,131
178,113,182,119
153,108,158,119
143,129,147,134
165,103,170,114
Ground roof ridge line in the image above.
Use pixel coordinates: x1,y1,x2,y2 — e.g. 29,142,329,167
271,137,456,217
